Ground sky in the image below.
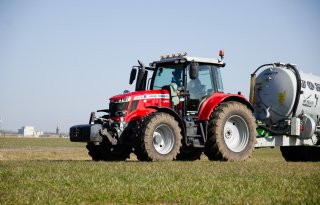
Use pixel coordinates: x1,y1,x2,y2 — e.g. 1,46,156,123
0,0,319,133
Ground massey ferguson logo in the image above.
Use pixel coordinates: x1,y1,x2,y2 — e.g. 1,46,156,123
133,94,170,100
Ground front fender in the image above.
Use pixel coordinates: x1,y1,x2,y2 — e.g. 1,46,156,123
125,107,157,122
146,106,186,138
198,92,253,121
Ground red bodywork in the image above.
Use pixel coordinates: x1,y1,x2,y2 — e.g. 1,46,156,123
197,92,250,121
110,89,171,122
109,89,250,123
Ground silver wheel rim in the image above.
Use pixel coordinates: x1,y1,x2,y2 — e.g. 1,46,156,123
153,124,175,155
223,115,249,152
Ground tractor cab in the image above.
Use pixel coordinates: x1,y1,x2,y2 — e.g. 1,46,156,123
130,52,226,120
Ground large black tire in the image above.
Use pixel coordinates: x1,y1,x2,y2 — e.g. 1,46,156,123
176,147,202,161
86,143,131,161
280,146,320,162
134,112,182,161
280,146,303,162
204,102,257,161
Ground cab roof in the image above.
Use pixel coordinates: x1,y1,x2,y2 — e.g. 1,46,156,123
152,55,225,67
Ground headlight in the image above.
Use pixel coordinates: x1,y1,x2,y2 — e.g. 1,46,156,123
114,97,131,103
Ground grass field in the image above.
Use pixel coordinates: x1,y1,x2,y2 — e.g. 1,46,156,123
0,137,319,204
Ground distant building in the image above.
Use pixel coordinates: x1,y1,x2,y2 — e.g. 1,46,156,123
56,126,59,134
18,126,43,137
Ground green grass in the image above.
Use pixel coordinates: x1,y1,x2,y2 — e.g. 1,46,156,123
0,137,319,204
0,137,89,160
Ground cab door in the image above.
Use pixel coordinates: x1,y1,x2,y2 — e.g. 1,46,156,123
186,64,216,113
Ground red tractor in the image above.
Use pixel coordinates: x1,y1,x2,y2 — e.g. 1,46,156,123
70,51,257,161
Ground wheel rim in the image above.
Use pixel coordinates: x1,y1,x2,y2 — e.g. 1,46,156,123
153,124,175,155
223,115,249,152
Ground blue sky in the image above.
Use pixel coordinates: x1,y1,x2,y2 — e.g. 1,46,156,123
0,0,319,132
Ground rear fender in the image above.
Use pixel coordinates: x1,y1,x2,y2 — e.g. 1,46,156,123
198,93,253,121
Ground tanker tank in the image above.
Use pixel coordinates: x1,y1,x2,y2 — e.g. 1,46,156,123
251,63,320,139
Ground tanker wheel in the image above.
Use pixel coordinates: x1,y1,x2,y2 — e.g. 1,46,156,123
86,143,131,161
134,112,182,161
280,146,320,162
280,146,303,162
176,147,202,161
204,102,256,161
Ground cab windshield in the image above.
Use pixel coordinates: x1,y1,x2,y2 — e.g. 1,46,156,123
151,63,224,98
152,64,184,90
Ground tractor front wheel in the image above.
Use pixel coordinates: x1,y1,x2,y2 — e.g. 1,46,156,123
86,143,131,161
205,102,256,161
134,113,182,161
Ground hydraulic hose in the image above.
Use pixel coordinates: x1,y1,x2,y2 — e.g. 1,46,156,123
252,63,275,75
258,125,289,136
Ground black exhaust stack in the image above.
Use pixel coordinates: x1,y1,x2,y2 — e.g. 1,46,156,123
135,60,148,91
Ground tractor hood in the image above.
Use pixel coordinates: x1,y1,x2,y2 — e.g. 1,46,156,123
107,89,171,120
109,89,170,102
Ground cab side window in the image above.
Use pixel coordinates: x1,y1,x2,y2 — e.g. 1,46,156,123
187,65,214,99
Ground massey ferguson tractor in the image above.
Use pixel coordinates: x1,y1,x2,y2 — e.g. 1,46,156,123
70,51,257,161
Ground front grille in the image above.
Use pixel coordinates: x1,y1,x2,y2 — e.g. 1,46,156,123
129,100,139,113
109,102,129,116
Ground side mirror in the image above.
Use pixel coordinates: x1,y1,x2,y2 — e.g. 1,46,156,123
129,68,137,84
189,61,199,79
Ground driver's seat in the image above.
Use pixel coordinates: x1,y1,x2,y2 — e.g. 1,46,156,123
169,83,179,107
162,83,180,109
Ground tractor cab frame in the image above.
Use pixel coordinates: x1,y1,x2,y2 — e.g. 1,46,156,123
128,53,250,148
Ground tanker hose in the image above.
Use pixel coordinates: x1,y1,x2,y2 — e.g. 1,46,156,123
252,63,275,75
258,125,289,136
286,64,302,117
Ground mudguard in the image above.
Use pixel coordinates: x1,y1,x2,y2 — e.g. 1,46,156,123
146,106,186,138
197,92,253,121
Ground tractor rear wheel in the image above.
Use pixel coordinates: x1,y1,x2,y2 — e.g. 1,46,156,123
86,143,131,161
134,112,182,161
205,102,256,161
